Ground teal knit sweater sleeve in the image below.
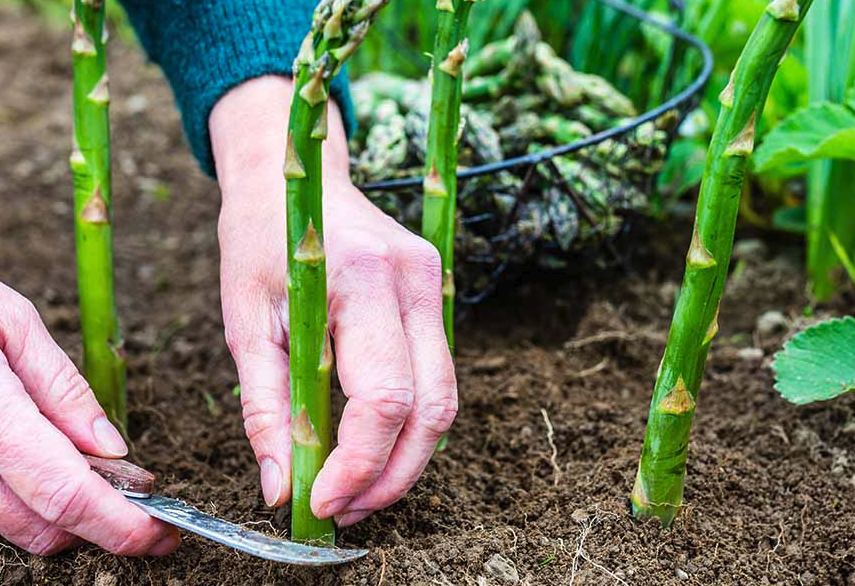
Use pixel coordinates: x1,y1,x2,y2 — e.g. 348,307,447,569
117,0,356,178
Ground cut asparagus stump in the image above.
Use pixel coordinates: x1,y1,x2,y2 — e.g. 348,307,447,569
631,0,815,527
70,0,127,430
286,0,389,545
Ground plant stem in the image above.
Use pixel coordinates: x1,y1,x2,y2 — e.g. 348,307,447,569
421,0,479,355
287,0,389,545
71,0,127,430
631,0,814,528
804,3,855,300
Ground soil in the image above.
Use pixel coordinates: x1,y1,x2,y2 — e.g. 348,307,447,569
1,6,854,586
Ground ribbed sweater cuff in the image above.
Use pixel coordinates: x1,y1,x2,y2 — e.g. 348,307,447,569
120,1,355,179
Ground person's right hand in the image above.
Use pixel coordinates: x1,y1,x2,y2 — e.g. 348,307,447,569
0,283,179,556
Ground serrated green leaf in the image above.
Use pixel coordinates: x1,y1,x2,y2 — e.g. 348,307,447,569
754,102,855,172
772,316,855,405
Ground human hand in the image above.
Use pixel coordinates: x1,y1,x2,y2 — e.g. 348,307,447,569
0,283,180,556
211,76,457,527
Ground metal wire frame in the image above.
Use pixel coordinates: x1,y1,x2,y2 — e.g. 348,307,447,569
358,0,713,193
354,0,714,304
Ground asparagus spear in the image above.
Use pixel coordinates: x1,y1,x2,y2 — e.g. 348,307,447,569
422,0,483,353
631,0,814,528
70,0,127,430
286,0,389,545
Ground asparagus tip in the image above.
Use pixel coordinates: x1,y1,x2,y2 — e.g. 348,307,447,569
323,0,347,40
436,0,455,12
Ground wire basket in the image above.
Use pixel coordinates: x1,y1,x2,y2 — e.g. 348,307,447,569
354,0,713,304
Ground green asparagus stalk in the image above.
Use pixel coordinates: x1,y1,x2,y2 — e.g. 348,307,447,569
422,0,483,354
631,0,814,528
286,0,389,545
70,0,127,430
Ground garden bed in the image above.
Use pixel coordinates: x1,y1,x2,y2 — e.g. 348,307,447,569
1,6,854,585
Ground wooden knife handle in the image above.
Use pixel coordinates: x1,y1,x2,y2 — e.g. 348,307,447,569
83,454,156,497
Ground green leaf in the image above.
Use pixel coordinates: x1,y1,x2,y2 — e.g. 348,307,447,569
754,102,855,172
772,316,855,405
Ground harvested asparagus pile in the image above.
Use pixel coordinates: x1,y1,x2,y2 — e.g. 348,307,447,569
350,12,674,298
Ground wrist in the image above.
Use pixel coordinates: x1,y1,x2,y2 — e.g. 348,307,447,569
210,76,352,202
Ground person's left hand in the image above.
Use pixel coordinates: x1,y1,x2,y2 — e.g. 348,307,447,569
209,76,457,528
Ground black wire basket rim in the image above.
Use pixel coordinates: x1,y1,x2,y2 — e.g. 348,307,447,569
357,0,714,194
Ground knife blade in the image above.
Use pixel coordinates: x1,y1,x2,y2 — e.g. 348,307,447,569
84,454,368,566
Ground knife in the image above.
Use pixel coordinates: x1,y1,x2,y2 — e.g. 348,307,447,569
84,454,368,566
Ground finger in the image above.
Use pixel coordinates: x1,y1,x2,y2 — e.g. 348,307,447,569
311,247,415,519
0,354,180,556
336,241,457,527
222,285,292,508
0,284,127,458
0,480,80,556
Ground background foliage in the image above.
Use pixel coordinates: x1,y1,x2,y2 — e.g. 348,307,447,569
5,0,854,297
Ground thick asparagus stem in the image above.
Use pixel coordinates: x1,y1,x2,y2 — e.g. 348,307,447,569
421,0,480,354
70,0,127,430
286,0,389,545
631,0,814,527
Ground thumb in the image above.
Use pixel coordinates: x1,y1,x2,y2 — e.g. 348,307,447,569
0,285,127,458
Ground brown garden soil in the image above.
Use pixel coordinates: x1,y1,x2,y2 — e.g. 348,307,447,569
2,6,855,585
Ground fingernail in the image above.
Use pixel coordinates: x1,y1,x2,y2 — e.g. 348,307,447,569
92,416,128,457
260,458,283,507
150,532,181,556
335,509,371,528
320,496,353,518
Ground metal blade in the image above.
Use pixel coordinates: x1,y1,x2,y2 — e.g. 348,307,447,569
128,495,368,565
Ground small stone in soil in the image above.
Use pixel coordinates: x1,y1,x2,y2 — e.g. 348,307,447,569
484,553,519,584
675,568,689,580
756,310,788,336
732,238,768,261
471,355,508,373
738,347,764,361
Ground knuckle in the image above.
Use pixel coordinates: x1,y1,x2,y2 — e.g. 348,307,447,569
241,396,283,446
47,362,91,408
368,384,415,427
37,480,88,528
418,392,458,435
342,243,395,277
410,240,443,277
